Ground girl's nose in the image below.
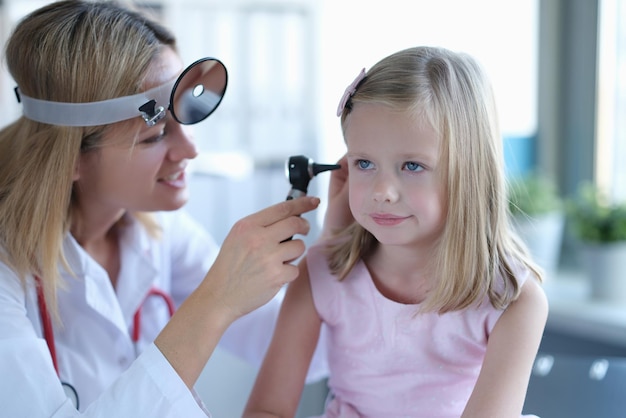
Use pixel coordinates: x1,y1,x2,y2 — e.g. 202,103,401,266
372,174,400,203
168,123,198,161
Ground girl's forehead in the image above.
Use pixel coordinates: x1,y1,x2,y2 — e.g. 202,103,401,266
345,103,439,141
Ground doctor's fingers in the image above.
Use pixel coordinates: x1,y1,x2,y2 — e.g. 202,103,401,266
327,154,349,197
323,156,352,237
206,241,301,316
248,196,320,228
229,207,313,245
222,220,307,280
219,214,307,281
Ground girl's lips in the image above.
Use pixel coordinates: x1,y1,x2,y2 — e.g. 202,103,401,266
370,213,409,226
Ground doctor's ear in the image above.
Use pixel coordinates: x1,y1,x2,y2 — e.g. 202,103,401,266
72,157,80,181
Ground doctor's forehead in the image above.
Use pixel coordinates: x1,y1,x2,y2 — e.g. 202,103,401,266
143,47,183,90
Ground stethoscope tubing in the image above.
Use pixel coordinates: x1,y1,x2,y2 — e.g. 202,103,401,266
35,276,175,410
132,287,176,342
36,277,59,373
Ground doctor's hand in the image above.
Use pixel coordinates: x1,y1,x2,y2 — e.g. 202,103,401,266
155,196,320,389
321,154,352,239
202,195,320,321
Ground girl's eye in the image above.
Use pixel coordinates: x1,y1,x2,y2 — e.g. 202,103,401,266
404,161,424,172
356,159,373,170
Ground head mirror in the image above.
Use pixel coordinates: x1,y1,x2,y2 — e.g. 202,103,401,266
170,57,228,125
16,57,228,127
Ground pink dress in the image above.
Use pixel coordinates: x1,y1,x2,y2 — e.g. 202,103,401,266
306,243,536,418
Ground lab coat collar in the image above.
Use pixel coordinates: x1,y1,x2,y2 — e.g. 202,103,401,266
61,234,127,335
61,215,158,334
115,215,159,324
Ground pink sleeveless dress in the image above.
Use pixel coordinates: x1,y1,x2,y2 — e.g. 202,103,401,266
306,243,536,418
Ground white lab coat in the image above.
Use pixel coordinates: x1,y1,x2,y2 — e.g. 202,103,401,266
0,210,327,417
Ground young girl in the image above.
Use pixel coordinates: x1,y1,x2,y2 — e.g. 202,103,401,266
244,46,548,418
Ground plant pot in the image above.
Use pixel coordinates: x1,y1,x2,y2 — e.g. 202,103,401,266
579,241,626,304
513,211,565,278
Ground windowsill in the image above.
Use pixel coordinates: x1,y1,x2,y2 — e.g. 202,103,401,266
543,270,626,348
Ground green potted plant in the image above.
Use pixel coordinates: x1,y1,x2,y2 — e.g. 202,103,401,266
508,173,565,277
567,182,626,304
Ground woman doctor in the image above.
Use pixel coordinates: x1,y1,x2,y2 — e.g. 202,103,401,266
0,1,339,416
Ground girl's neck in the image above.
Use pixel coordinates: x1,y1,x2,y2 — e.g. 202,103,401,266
365,244,434,304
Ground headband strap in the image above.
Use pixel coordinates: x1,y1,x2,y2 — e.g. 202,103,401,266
15,80,174,127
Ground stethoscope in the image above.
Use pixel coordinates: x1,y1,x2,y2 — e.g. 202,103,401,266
35,277,175,410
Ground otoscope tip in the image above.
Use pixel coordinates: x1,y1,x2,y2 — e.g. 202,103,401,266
312,163,342,176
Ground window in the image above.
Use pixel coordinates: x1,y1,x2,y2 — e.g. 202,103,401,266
316,0,539,177
597,0,626,202
161,0,318,166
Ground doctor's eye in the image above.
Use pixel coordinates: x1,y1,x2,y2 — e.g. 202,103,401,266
141,129,166,145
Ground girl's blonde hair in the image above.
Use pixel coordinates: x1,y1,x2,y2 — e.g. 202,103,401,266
0,0,176,318
329,46,542,313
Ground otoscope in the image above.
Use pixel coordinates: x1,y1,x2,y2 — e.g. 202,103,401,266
285,155,341,200
283,154,341,241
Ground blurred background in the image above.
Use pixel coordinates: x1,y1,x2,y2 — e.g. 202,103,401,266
1,1,625,416
0,0,544,244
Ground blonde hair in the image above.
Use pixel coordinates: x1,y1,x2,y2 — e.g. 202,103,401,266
328,46,542,313
0,0,175,318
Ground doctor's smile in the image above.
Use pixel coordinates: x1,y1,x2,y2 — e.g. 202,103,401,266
158,169,188,188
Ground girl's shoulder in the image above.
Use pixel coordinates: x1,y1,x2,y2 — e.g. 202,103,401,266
306,236,353,281
501,256,533,287
305,238,359,322
305,241,335,281
490,255,539,310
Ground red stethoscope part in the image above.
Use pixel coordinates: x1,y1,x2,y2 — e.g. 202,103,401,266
36,277,175,375
36,278,59,373
131,287,176,343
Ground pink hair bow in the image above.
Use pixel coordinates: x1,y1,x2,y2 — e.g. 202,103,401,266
336,68,366,117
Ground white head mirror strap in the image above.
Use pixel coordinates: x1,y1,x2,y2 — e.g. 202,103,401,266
15,79,175,127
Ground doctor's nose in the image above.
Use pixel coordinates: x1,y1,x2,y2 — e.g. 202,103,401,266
372,174,400,203
167,123,198,161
